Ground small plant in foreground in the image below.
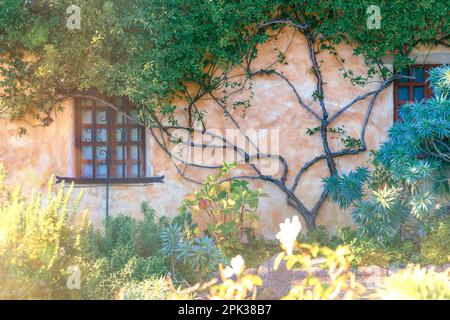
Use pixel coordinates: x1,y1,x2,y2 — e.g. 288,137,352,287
202,216,364,300
377,265,450,300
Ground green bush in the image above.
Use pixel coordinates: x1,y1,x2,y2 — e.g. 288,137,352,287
81,254,170,300
84,203,171,299
93,203,164,258
116,277,192,300
180,162,267,255
346,237,416,268
325,66,450,244
232,237,279,269
160,221,226,284
297,225,342,249
420,216,450,265
0,175,92,299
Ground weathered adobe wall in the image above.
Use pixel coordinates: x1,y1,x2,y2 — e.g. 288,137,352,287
1,30,445,237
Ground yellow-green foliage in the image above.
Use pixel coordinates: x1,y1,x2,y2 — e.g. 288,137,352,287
115,277,193,300
202,244,363,300
378,265,450,300
208,255,263,300
279,244,364,300
180,162,267,255
0,174,91,299
420,217,450,265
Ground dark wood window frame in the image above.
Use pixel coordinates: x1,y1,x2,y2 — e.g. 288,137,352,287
393,64,440,122
56,96,164,185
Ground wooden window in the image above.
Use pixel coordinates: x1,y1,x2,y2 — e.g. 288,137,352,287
393,65,440,121
75,97,146,180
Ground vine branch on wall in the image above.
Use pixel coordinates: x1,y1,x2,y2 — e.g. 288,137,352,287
60,25,400,230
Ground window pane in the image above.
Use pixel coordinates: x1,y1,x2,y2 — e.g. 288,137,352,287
81,146,93,160
130,145,139,161
116,128,126,142
94,129,108,142
96,164,108,178
81,128,92,143
115,145,126,161
82,164,93,178
399,69,409,83
130,164,139,178
412,68,424,82
96,110,107,124
114,165,125,178
77,98,146,180
130,128,140,142
398,87,409,101
81,109,92,124
96,146,108,161
413,86,425,101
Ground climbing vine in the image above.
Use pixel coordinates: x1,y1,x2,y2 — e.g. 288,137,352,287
0,0,449,228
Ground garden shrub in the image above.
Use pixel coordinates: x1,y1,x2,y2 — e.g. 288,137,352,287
0,174,92,299
233,237,279,269
93,202,164,258
160,221,226,284
85,202,171,299
180,162,267,256
344,236,417,268
325,65,450,244
420,216,450,265
116,277,193,300
83,254,170,300
377,265,450,300
336,226,418,267
297,225,342,249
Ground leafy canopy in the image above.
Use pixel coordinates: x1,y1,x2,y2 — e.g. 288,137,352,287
0,0,448,128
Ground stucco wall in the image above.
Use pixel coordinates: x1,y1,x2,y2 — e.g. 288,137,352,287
1,30,447,237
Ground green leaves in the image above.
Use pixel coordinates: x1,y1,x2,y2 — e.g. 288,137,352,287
409,191,434,219
325,67,450,244
323,167,370,209
351,187,409,243
1,0,448,127
180,162,266,256
160,223,183,257
377,66,450,184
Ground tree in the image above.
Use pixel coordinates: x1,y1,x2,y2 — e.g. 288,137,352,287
0,0,449,229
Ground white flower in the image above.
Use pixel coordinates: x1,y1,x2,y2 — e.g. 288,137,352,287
275,215,302,255
222,255,245,279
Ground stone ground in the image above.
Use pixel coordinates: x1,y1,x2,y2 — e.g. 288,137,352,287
253,256,450,300
199,258,449,300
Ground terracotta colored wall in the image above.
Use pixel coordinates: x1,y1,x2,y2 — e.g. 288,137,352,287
0,30,447,237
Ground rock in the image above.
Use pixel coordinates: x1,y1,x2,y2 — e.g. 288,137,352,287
434,263,450,273
243,268,258,276
310,267,329,278
387,267,401,276
257,254,294,299
292,269,308,280
357,265,388,277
